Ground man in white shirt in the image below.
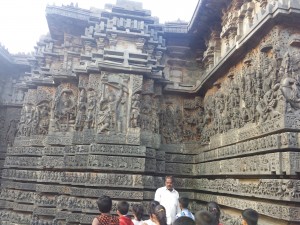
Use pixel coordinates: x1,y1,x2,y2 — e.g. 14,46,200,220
154,176,180,225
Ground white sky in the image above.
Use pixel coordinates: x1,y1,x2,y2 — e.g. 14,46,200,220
0,0,199,54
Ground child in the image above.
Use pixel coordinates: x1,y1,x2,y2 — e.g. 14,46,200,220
132,204,144,225
117,201,134,225
176,197,195,220
92,195,119,225
207,202,222,225
142,200,159,225
195,211,214,225
241,208,259,225
150,204,167,225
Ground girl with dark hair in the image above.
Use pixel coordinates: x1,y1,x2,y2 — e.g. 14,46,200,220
150,205,167,225
132,204,144,225
206,202,222,225
143,201,159,225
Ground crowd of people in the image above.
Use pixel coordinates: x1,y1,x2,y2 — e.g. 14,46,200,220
92,176,259,225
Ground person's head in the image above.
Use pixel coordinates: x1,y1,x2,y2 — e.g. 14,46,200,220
149,200,160,213
179,197,189,210
96,195,112,213
206,202,221,223
165,176,174,190
150,204,167,225
241,209,259,225
195,210,214,225
132,204,144,221
117,201,130,216
174,216,195,225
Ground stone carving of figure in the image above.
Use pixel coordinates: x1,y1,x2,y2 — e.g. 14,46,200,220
241,61,256,123
282,52,292,75
141,95,153,131
106,85,125,132
256,83,281,122
280,77,300,112
98,84,123,133
130,94,141,128
17,107,26,136
17,104,34,136
119,90,128,133
53,89,76,132
214,92,225,133
183,109,196,140
75,89,87,131
97,98,111,133
5,119,18,146
31,106,40,135
38,103,50,135
85,90,97,129
24,104,34,136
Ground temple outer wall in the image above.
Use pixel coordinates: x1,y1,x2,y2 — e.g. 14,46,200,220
0,0,300,225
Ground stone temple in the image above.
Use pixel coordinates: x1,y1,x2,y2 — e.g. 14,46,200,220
0,0,300,224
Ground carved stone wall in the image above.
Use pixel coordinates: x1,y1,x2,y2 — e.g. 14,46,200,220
1,0,300,225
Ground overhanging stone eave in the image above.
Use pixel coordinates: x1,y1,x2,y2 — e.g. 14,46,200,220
164,4,300,96
187,0,228,36
46,5,90,40
187,0,204,32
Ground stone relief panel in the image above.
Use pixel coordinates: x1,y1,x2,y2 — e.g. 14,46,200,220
50,83,78,132
16,87,54,138
159,96,183,144
201,25,300,144
140,94,160,133
195,152,300,176
159,95,203,144
193,132,299,163
1,169,158,189
73,72,144,136
192,178,300,202
0,107,21,147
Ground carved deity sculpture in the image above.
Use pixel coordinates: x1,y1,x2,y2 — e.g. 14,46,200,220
140,94,153,131
38,102,50,134
160,104,183,143
85,90,97,129
280,77,300,112
97,84,125,133
5,120,18,146
75,89,87,131
241,61,256,123
130,93,141,128
17,104,34,136
282,52,292,75
31,106,40,135
256,83,281,122
214,92,225,133
53,89,76,132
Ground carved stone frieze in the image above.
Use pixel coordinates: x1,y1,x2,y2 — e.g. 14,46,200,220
192,178,300,202
195,152,300,176
194,132,299,163
1,180,36,191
